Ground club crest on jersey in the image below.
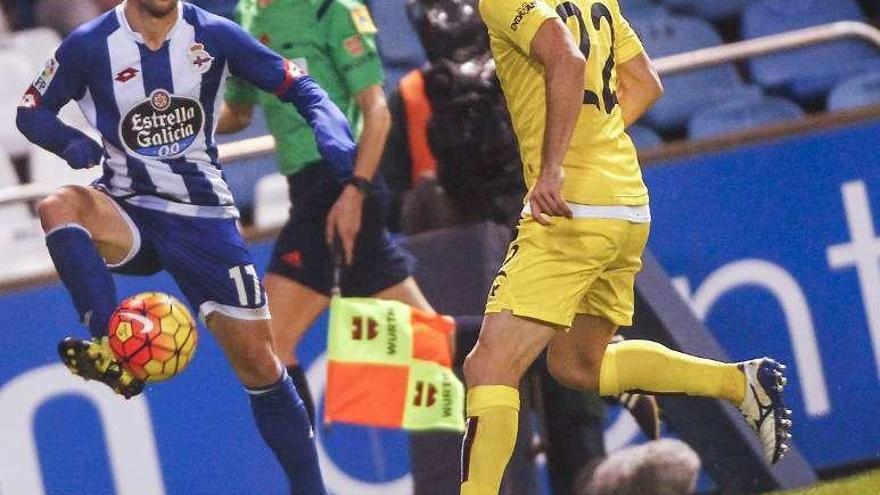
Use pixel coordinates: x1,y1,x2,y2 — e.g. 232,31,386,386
119,89,205,159
188,43,214,74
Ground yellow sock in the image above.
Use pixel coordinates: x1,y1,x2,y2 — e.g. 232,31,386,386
460,385,519,495
598,340,746,404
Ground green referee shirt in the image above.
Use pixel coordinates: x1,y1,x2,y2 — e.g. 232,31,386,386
225,0,385,176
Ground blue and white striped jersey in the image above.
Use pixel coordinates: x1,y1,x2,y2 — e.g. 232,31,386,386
20,2,354,219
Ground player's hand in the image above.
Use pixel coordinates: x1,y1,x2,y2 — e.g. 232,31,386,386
62,137,103,170
529,166,573,226
326,185,364,266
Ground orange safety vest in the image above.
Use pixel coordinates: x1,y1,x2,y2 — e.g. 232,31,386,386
399,70,438,186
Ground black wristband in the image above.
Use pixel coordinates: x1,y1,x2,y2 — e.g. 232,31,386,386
345,175,373,198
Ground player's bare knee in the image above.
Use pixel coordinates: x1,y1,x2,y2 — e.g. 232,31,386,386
462,347,486,386
38,186,95,231
237,350,282,387
463,339,526,387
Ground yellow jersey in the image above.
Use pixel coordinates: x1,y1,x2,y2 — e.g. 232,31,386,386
479,0,649,205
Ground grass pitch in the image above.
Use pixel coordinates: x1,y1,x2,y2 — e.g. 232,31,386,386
771,468,880,494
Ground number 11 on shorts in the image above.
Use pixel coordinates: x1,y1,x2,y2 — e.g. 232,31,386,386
229,264,262,306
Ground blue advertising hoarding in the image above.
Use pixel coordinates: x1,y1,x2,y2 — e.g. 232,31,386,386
643,120,880,469
0,248,413,495
1,119,878,494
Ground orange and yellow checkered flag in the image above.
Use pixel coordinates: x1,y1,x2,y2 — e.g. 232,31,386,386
324,297,465,432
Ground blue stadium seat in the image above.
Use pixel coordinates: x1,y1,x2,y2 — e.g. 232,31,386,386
625,5,671,23
687,94,804,139
622,0,661,9
383,66,415,94
828,70,880,111
373,0,427,89
661,0,751,21
633,15,761,133
621,0,670,21
627,124,664,149
742,0,880,103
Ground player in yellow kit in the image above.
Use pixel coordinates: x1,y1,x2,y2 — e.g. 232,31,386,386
459,1,793,493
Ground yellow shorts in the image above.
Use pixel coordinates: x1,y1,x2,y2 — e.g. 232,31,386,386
485,216,650,328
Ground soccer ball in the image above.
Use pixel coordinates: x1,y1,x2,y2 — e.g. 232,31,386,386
107,292,198,382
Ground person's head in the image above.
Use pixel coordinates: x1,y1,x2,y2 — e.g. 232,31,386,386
129,0,179,18
405,0,488,64
577,439,701,495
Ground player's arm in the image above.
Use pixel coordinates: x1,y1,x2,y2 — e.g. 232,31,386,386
528,20,581,224
616,52,662,127
613,7,662,127
479,0,576,224
15,36,101,170
217,102,254,134
351,85,390,183
325,84,390,264
324,3,389,264
218,19,357,176
217,73,259,134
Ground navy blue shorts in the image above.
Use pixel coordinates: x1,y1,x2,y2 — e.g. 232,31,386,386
268,162,415,296
106,194,269,322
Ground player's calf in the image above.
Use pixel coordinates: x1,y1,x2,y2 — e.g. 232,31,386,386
460,312,557,495
207,314,326,493
546,352,602,392
546,314,619,392
205,313,282,388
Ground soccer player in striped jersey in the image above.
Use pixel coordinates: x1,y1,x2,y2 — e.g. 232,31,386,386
15,0,353,492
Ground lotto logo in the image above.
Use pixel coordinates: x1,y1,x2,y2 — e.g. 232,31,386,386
115,67,139,83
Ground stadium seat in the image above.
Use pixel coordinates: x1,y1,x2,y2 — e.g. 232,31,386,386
0,52,37,157
0,145,49,282
12,28,61,73
383,66,415,92
623,0,660,9
223,156,278,219
29,142,102,189
627,124,664,149
633,15,761,133
0,146,28,225
742,0,880,103
216,109,275,217
626,5,671,23
660,0,751,21
687,94,804,139
621,0,670,22
827,70,880,111
253,173,291,230
372,0,427,89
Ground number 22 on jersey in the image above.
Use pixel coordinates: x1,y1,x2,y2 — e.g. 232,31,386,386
556,0,618,114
